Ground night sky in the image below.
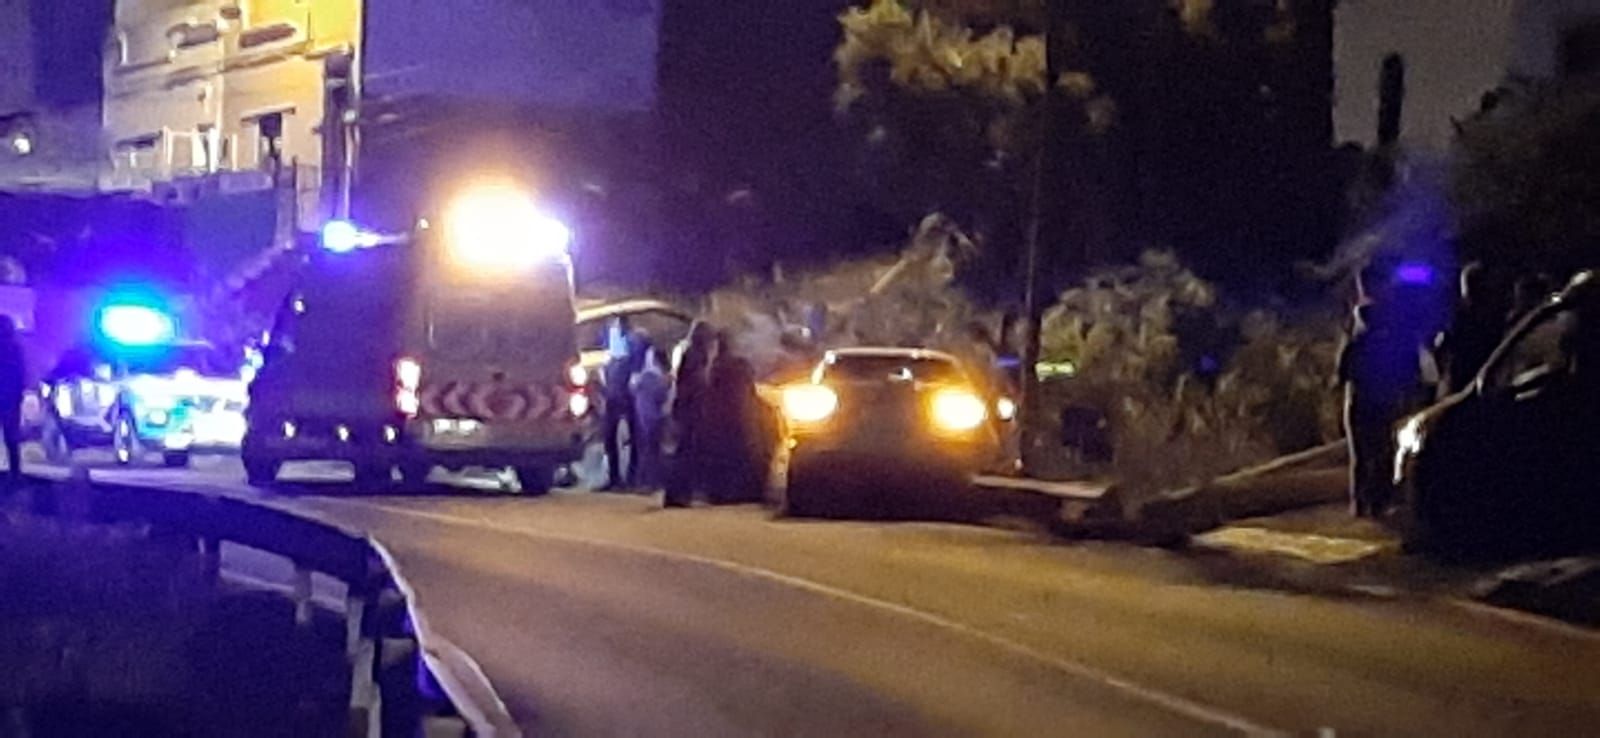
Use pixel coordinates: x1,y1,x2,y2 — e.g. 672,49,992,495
364,0,660,111
30,0,113,107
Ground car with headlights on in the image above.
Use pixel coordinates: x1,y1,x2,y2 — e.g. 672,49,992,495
1393,271,1600,556
776,347,1018,517
42,340,249,468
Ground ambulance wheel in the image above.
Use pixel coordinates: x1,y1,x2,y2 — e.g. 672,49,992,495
514,466,554,497
244,455,281,486
353,463,393,489
113,414,142,466
162,451,190,469
399,461,432,489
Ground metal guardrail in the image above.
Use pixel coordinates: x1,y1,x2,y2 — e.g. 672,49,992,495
25,470,519,738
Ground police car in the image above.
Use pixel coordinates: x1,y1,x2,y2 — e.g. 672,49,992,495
776,347,1019,517
41,313,248,468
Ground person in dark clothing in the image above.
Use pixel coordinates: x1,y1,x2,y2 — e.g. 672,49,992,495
600,320,649,489
0,316,25,484
1434,262,1510,398
698,332,764,504
1338,263,1433,518
663,321,716,508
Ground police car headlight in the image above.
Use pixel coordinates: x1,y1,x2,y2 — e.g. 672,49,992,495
782,384,838,424
930,388,987,432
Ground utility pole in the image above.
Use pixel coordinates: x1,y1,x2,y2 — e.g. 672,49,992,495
1018,0,1071,472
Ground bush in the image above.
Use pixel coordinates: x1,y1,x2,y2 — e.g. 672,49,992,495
1036,250,1342,497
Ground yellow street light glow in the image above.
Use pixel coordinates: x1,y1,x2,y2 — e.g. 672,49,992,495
443,184,571,272
930,388,987,432
782,383,839,424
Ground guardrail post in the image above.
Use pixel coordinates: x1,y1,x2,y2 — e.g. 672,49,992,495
292,566,314,628
61,465,92,522
345,591,379,738
197,536,220,584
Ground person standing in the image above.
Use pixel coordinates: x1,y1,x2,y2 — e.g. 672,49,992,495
699,332,763,504
1338,260,1432,518
1434,262,1509,398
600,318,647,489
0,316,26,484
630,346,672,489
663,321,715,507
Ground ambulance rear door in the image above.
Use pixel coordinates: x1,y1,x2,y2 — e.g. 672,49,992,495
414,260,580,452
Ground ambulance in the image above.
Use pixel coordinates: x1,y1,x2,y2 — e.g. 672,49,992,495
241,183,591,493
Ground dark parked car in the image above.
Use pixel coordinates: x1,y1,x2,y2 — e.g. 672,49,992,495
1393,271,1600,556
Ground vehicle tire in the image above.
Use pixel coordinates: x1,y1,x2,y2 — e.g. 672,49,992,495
781,469,830,518
353,463,393,489
112,413,142,466
514,465,554,497
244,455,281,487
162,451,190,469
399,460,432,489
40,415,71,465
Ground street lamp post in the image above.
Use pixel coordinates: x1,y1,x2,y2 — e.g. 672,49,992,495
1018,0,1070,473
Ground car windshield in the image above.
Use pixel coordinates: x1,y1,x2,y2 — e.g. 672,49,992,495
824,355,966,385
1482,306,1578,390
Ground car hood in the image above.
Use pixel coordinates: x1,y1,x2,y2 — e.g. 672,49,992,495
131,374,249,405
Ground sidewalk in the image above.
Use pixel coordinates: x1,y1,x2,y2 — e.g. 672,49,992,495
1189,503,1600,632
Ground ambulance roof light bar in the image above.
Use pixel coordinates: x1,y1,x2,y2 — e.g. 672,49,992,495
442,183,571,273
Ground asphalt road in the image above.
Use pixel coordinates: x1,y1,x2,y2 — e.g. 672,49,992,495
66,457,1600,737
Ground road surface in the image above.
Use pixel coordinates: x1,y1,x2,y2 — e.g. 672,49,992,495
63,458,1600,737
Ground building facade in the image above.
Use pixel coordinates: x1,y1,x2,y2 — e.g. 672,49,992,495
102,0,360,231
1335,0,1600,153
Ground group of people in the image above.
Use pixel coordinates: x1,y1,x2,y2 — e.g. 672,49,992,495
596,317,771,508
1337,256,1551,518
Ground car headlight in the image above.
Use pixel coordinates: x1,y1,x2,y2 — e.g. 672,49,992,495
781,384,838,424
930,388,987,432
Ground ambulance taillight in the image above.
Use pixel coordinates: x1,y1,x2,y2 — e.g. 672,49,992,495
395,357,421,417
564,359,591,418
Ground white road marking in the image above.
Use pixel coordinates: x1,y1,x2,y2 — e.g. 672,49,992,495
355,501,1288,737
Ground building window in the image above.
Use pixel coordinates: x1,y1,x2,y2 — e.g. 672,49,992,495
1561,19,1600,78
241,23,298,48
169,22,221,50
114,134,161,172
249,112,287,172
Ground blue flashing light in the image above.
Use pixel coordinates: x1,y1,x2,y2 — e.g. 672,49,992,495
321,219,366,253
99,304,176,347
1396,262,1437,286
